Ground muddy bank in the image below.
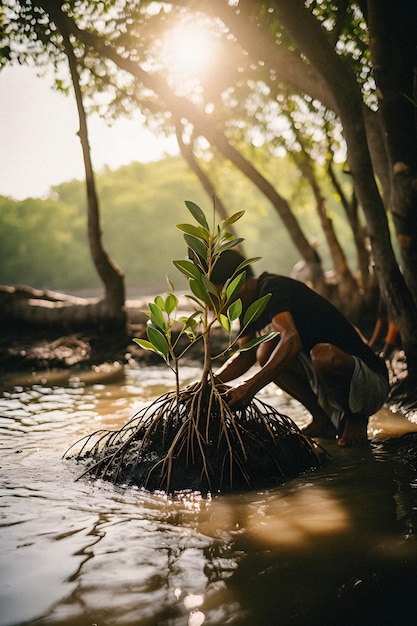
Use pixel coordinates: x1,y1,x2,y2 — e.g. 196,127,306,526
0,298,230,380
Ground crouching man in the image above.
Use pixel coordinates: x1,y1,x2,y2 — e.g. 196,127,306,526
211,251,389,447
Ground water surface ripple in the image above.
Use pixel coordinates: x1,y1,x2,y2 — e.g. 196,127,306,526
1,365,417,625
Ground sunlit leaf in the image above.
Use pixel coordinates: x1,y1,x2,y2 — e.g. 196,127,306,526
154,295,165,311
133,336,168,362
132,338,158,353
179,311,202,339
183,326,196,340
222,211,245,229
214,238,244,254
190,278,212,305
176,223,209,242
173,259,202,281
184,234,207,261
165,292,178,315
243,293,272,328
235,257,262,273
185,200,209,229
219,313,231,333
149,302,167,331
225,271,246,301
147,325,169,359
228,299,242,321
239,332,280,351
179,310,202,327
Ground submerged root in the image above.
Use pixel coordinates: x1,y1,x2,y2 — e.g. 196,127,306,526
65,382,329,495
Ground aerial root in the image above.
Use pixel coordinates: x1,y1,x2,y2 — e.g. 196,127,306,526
65,384,329,495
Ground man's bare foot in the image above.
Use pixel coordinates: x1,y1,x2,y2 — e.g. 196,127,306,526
337,414,369,447
301,419,338,439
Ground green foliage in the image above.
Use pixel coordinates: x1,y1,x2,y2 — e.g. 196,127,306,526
133,201,278,384
0,194,96,290
0,154,344,293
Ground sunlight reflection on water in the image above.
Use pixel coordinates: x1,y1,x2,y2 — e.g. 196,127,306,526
1,364,417,625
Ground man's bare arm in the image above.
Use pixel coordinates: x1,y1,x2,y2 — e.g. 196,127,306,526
215,333,258,384
225,311,302,408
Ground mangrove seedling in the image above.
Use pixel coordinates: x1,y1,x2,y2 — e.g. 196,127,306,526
66,201,327,495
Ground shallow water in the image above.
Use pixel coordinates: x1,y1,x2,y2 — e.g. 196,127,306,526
2,364,417,626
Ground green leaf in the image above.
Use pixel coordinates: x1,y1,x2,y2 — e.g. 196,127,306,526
222,210,245,229
173,259,202,281
167,275,175,291
185,200,209,229
133,338,168,360
214,238,244,255
165,292,178,315
154,295,165,311
181,310,203,325
147,325,169,359
225,271,246,301
243,293,272,328
184,234,207,261
149,302,167,331
176,223,209,242
235,257,262,273
201,274,218,296
179,312,200,336
190,278,212,305
239,332,280,351
228,299,242,321
219,313,232,333
133,338,157,352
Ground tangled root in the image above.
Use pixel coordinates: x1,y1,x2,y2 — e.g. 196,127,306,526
65,382,328,495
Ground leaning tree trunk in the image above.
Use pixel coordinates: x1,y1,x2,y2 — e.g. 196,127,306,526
61,22,126,327
273,0,417,385
296,155,360,308
367,0,417,306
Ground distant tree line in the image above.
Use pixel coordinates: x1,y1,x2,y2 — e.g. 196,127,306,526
0,155,357,295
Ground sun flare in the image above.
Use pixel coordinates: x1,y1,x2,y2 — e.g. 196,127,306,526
160,21,216,83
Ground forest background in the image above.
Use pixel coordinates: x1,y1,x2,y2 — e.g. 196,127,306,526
0,153,358,296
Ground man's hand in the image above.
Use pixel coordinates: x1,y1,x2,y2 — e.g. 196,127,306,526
224,383,254,410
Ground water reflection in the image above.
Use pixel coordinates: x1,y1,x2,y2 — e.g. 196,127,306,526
1,365,417,625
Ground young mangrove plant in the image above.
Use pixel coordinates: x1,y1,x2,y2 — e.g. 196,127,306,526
65,201,327,495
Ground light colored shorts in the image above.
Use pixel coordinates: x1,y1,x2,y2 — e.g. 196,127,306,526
298,351,390,432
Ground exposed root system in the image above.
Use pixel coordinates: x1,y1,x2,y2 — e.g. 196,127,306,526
65,382,328,495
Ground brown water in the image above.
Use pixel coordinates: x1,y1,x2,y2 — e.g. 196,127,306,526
2,363,417,626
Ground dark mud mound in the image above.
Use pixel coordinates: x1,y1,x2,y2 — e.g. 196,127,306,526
66,387,328,496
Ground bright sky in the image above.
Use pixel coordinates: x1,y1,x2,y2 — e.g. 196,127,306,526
0,65,179,200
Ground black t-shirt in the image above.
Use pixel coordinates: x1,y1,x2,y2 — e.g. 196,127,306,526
242,273,388,380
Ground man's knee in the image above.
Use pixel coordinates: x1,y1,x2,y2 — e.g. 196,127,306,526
310,343,343,375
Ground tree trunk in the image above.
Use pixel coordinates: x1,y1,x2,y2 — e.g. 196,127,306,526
296,155,359,309
326,161,370,294
55,4,126,327
367,0,417,305
273,0,417,381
